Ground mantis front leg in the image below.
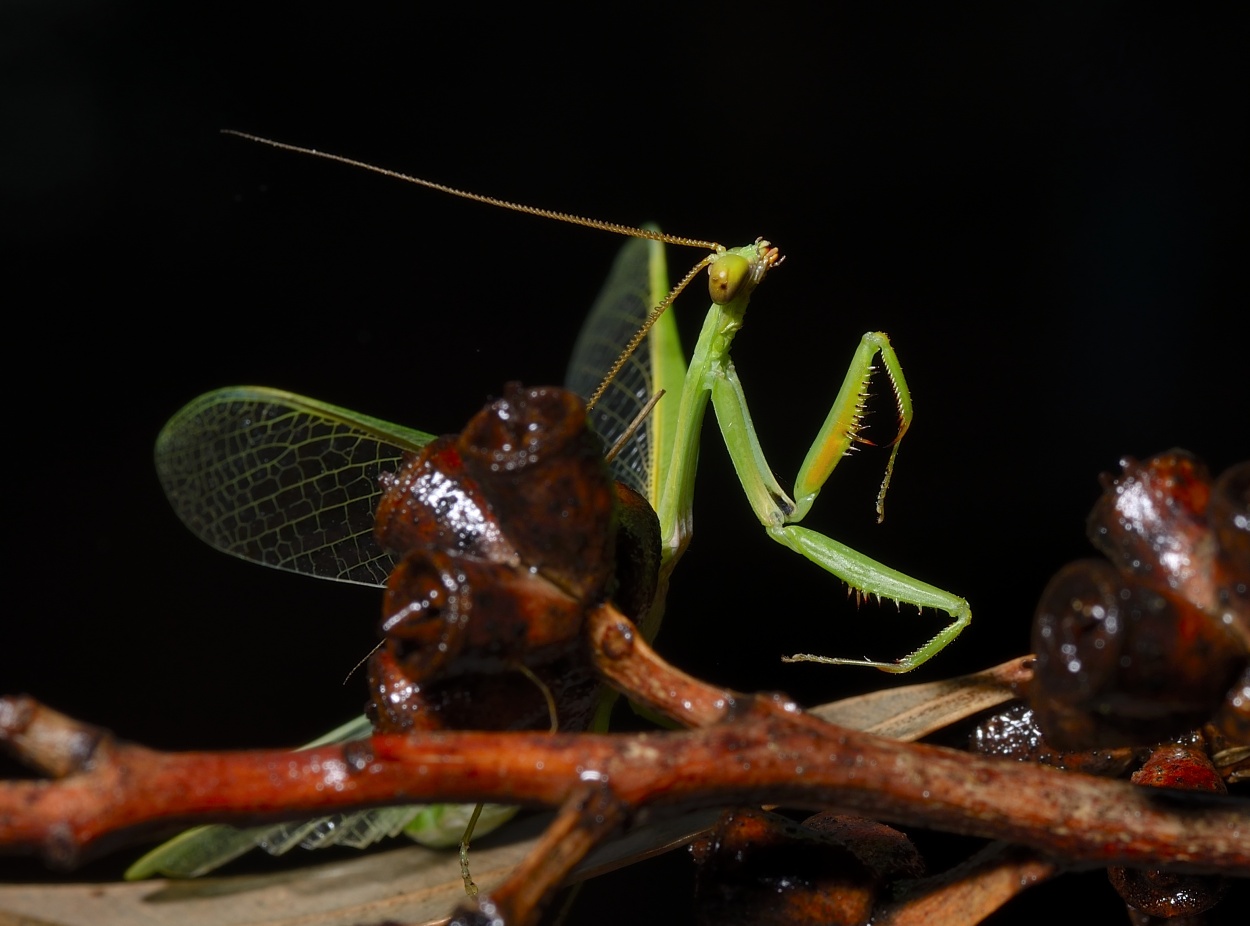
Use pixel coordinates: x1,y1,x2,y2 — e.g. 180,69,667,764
711,331,972,673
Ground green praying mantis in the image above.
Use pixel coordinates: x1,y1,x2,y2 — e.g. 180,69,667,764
125,133,971,878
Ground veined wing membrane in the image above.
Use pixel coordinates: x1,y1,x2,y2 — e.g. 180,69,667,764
140,393,457,878
155,386,435,587
565,234,682,507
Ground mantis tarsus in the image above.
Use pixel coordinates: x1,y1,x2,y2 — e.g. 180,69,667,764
129,132,971,876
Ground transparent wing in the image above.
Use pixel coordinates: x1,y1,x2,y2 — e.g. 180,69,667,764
247,799,515,857
138,390,510,879
155,386,436,587
565,234,682,506
141,239,683,879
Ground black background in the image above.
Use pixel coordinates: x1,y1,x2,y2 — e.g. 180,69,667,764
3,3,1247,923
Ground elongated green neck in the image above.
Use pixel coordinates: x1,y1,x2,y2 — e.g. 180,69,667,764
651,242,771,568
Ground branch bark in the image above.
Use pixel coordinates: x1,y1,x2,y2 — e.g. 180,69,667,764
3,693,1246,877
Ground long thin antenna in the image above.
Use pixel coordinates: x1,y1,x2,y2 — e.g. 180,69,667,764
584,255,714,411
223,130,720,252
223,130,733,413
604,389,666,464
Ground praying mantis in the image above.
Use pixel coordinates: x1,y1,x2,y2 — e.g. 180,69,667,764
126,133,971,877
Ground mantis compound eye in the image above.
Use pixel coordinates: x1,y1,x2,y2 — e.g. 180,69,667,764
708,252,750,304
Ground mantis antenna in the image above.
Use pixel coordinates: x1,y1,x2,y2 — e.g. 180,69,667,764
221,130,727,412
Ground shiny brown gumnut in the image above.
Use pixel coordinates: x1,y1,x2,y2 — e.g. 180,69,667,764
1210,461,1250,648
374,437,518,565
1087,451,1249,636
373,385,618,606
457,384,616,603
366,642,599,734
366,386,629,735
378,548,589,678
1030,558,1246,750
1212,462,1250,569
969,701,1141,777
1212,462,1250,563
368,549,593,732
1108,744,1229,918
1087,452,1212,597
692,807,922,926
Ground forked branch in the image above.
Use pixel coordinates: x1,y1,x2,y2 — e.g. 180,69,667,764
2,608,1247,926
